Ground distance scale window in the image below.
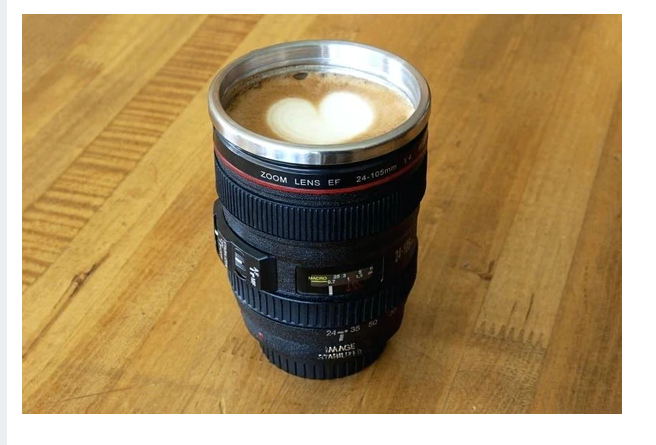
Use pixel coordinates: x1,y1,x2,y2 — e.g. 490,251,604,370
296,262,380,296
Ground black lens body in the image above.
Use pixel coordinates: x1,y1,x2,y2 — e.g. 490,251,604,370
212,128,427,379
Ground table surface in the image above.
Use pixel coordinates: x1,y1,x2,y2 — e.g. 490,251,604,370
22,14,622,414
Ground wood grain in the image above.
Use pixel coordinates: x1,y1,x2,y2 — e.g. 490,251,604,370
22,14,622,413
531,93,622,413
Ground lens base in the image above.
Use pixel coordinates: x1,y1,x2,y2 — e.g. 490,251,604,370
261,342,386,380
240,300,405,380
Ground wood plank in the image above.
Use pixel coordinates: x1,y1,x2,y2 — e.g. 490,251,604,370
24,15,178,144
474,14,621,344
530,93,622,414
440,15,621,414
22,15,207,211
21,15,259,292
21,14,306,413
22,14,104,92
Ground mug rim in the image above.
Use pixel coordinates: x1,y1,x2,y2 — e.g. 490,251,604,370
207,40,431,166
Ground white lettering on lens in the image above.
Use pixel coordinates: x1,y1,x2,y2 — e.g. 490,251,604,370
294,178,321,187
260,171,287,184
317,346,363,360
325,343,356,353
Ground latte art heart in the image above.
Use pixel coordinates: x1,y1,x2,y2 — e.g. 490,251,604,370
225,71,415,145
266,92,375,145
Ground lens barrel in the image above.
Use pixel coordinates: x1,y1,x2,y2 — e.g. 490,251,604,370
208,41,430,379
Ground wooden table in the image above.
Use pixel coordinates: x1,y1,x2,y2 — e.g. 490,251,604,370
22,15,622,413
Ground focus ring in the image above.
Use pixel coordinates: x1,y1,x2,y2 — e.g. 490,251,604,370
260,344,384,380
229,253,417,328
216,156,427,242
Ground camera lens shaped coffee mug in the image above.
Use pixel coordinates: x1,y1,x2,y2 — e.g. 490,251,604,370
208,40,431,379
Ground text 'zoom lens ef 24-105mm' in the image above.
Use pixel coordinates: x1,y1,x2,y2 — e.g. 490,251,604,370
208,41,431,379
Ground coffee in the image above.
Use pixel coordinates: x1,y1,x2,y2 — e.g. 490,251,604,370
225,71,415,145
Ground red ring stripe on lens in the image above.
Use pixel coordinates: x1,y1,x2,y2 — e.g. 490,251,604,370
214,147,426,195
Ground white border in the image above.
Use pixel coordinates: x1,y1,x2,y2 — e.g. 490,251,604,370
2,0,8,441
623,6,653,422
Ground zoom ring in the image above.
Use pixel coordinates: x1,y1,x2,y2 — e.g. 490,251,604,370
229,254,417,329
261,344,384,380
216,156,427,242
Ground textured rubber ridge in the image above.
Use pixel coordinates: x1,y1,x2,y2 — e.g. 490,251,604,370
216,155,427,242
229,253,417,328
261,343,385,379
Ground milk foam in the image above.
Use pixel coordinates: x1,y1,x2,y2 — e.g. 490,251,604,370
225,71,414,145
266,92,374,144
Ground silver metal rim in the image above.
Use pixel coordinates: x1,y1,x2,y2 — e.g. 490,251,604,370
208,40,431,166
